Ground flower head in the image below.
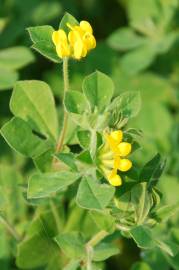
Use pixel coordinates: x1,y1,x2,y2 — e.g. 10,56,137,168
98,130,132,187
52,20,96,60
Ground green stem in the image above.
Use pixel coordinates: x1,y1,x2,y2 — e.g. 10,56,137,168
50,199,61,233
85,230,108,270
56,57,69,153
0,215,21,241
86,230,108,247
86,245,93,270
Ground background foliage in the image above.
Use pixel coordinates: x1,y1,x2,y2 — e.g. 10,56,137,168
0,0,179,269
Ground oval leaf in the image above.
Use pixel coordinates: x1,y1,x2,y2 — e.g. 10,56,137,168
28,171,80,199
76,177,115,210
65,90,89,114
10,80,58,141
83,71,114,112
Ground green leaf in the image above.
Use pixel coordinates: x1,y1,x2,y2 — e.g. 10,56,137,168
27,25,54,44
140,249,169,270
108,27,147,51
76,176,115,210
121,45,156,75
59,12,79,32
159,175,179,205
16,233,58,269
93,242,119,262
114,188,132,213
152,202,179,223
0,67,18,90
28,171,80,199
65,90,89,114
109,91,141,120
1,117,51,158
133,103,172,156
55,232,85,259
31,2,62,25
63,260,80,270
90,210,116,233
156,239,179,257
0,165,26,222
55,153,78,171
34,149,54,172
131,262,152,270
16,209,60,268
0,46,34,70
131,182,152,225
165,252,179,270
83,71,114,112
140,154,166,187
128,0,160,34
32,40,60,62
77,130,91,148
130,225,155,249
76,150,93,164
10,80,58,141
28,25,60,63
156,32,178,54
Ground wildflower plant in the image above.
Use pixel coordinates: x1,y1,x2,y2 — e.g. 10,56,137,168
1,12,179,270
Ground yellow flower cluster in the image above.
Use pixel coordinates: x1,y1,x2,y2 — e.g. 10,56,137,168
52,20,96,60
99,130,132,187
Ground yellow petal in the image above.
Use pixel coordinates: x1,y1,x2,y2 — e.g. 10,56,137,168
82,45,88,57
68,30,76,46
69,28,84,43
52,30,67,46
114,156,121,169
117,159,132,172
110,130,123,144
56,42,70,58
90,35,96,49
107,170,122,186
74,25,84,35
117,142,132,157
73,39,84,59
105,134,118,152
80,20,93,34
83,33,96,50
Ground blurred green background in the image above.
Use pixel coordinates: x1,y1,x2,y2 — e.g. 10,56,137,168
0,0,179,269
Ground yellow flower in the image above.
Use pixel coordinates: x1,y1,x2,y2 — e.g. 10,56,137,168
52,29,70,58
52,20,96,60
98,130,132,187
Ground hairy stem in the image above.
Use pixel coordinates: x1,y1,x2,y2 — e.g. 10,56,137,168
56,57,69,153
86,245,93,270
85,230,108,269
0,215,21,241
86,230,108,247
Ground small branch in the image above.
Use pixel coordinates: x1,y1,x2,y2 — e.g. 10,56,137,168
55,111,68,154
86,230,108,248
86,245,93,270
55,57,69,154
0,215,21,241
116,224,130,232
85,230,108,270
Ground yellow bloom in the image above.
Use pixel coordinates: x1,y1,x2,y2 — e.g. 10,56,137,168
52,20,96,60
52,29,70,58
98,130,132,187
